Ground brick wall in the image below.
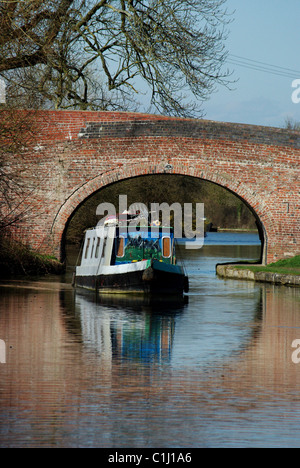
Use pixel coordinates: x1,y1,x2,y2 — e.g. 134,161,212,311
2,110,300,264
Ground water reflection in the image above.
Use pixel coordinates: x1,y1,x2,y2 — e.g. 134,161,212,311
1,234,300,448
74,292,186,364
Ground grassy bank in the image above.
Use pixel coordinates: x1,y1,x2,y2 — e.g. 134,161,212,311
0,238,65,278
216,255,300,287
235,255,300,276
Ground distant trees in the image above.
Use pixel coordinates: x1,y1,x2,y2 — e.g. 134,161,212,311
66,175,257,244
284,117,300,131
0,0,231,116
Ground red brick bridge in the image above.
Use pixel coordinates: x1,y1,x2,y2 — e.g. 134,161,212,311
6,110,300,264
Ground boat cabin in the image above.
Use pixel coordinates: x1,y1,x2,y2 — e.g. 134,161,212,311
79,225,176,270
75,221,188,296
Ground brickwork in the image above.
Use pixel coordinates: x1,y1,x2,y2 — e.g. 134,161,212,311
2,110,300,264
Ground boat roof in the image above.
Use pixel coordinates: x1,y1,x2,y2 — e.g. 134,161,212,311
85,225,174,235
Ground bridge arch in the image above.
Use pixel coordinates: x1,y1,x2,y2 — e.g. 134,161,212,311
2,110,299,264
52,162,269,263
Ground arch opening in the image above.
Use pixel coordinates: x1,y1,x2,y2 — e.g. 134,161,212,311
60,173,266,267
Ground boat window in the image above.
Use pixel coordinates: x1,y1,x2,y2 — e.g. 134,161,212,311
101,238,107,259
162,237,171,258
95,238,101,258
90,238,95,258
84,238,90,259
117,237,125,258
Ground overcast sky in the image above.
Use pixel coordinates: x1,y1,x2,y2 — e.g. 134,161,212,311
204,0,300,128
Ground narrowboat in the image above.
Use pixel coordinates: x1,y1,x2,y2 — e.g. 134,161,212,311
74,219,189,297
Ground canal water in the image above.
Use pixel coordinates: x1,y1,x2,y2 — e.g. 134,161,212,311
0,232,300,448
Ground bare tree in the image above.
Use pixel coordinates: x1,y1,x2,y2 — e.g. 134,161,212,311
0,0,232,116
0,107,42,232
284,117,300,131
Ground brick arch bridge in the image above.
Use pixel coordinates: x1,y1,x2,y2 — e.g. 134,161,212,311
7,110,300,264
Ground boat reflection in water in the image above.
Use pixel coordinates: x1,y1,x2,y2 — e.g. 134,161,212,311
74,291,188,364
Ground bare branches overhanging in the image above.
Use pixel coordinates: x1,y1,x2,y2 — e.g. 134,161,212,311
0,0,232,117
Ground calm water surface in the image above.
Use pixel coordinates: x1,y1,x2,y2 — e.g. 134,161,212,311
1,232,300,448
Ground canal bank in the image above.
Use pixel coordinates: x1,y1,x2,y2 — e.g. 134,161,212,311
0,237,64,278
216,255,300,287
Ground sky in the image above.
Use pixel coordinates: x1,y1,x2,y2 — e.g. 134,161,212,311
203,0,300,128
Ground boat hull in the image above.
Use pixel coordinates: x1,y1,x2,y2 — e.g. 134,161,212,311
75,260,189,296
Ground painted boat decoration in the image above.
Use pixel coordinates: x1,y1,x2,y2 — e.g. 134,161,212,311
74,218,189,296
